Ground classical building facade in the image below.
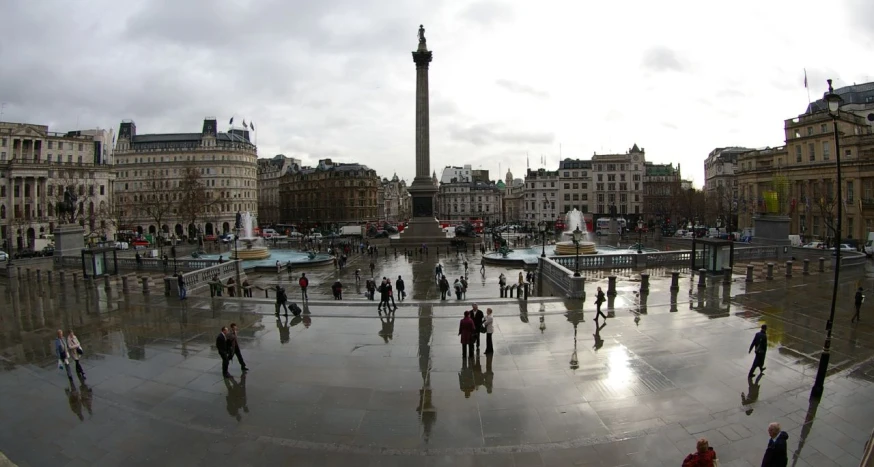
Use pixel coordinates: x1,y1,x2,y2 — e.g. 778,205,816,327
557,158,593,215
377,174,412,222
591,144,646,217
436,179,503,223
643,162,682,224
523,168,559,225
113,118,258,238
0,122,115,252
257,154,300,226
278,158,379,227
735,81,874,240
501,170,524,223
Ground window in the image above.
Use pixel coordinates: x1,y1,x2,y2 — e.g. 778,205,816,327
100,185,105,195
807,127,813,136
821,124,828,133
563,172,569,177
564,194,570,201
581,194,588,201
581,183,587,189
796,146,802,162
822,142,830,161
847,181,854,203
597,174,603,181
608,174,616,182
848,217,854,238
78,143,84,151
846,149,852,158
808,143,815,161
572,183,578,189
564,183,570,189
572,194,579,201
47,141,53,149
608,183,616,191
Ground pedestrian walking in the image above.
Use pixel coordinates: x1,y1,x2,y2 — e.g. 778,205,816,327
748,324,768,378
454,278,463,300
681,438,718,467
484,308,494,354
459,311,476,358
480,258,486,275
853,287,864,323
760,422,789,467
518,271,524,285
435,264,443,281
299,273,309,301
135,252,142,269
276,286,289,315
440,276,450,300
595,286,606,319
177,273,187,300
378,279,390,312
227,277,236,297
366,279,376,300
242,279,251,297
387,281,397,311
162,254,169,272
66,330,86,379
463,260,468,276
370,261,376,276
471,304,484,354
228,323,248,372
276,260,281,274
332,280,343,300
498,273,506,288
216,327,231,378
396,275,406,300
355,268,361,283
218,255,224,264
460,276,468,299
54,329,74,381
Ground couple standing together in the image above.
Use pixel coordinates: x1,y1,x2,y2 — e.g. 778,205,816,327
216,324,248,378
459,304,494,357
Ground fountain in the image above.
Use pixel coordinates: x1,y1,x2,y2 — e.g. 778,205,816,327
554,209,598,255
231,211,271,260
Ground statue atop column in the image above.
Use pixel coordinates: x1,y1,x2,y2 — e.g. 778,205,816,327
418,24,426,44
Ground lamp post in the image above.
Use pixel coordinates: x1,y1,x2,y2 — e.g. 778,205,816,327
636,219,644,254
811,79,844,400
539,221,547,257
572,227,582,277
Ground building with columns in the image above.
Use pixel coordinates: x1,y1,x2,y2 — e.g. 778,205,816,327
502,169,525,223
278,158,379,228
257,154,301,227
0,122,115,252
113,118,258,239
735,81,874,241
557,158,593,215
436,179,502,223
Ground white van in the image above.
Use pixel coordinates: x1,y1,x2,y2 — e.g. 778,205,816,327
262,228,277,238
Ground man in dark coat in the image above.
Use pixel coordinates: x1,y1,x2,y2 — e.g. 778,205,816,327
853,287,864,323
396,275,406,300
458,311,476,358
439,276,450,300
760,422,789,467
378,279,390,312
471,304,485,354
749,324,768,378
216,327,231,378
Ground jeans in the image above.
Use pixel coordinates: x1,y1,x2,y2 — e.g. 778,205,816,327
178,285,187,300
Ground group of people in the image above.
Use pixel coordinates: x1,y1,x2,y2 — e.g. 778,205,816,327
681,422,788,466
54,329,86,381
458,304,494,357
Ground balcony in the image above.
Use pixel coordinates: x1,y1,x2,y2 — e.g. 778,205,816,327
861,198,874,209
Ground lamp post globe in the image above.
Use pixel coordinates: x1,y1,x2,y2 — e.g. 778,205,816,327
812,79,844,399
572,227,583,277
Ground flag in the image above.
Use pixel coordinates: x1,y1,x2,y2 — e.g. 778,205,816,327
242,119,247,128
804,69,808,89
250,121,254,131
526,153,529,168
229,117,234,125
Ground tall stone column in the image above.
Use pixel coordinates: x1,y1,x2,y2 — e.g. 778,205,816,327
407,24,439,220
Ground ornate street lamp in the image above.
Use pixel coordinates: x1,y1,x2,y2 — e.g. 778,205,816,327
539,221,547,257
637,219,644,254
811,79,844,400
572,227,583,277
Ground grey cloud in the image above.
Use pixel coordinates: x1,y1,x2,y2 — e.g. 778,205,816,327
495,79,549,98
661,122,678,130
847,0,874,43
642,46,686,72
459,0,514,26
449,123,554,146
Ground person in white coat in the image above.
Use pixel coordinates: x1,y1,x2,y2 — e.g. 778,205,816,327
484,308,495,354
67,330,86,379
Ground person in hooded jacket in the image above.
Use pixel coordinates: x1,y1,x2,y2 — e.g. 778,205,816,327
681,438,717,467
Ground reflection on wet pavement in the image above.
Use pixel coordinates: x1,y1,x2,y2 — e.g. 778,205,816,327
2,256,874,466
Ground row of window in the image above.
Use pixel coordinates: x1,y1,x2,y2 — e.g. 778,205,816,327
0,139,86,151
0,152,86,164
117,154,255,169
0,184,105,198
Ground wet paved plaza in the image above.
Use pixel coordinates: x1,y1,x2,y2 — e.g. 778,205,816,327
2,251,874,466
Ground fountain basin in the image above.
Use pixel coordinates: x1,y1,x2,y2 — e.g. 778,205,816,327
231,247,271,260
554,241,597,255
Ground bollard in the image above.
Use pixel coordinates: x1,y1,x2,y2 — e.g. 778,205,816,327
104,275,111,290
72,272,79,287
640,273,650,293
697,269,707,288
722,267,732,285
803,259,810,275
141,277,150,294
523,283,529,300
819,257,825,272
766,263,774,280
47,270,53,286
60,271,66,285
121,275,129,293
785,261,793,278
607,276,617,296
26,268,32,281
499,286,505,298
670,271,680,290
669,289,678,312
36,269,42,282
746,264,754,282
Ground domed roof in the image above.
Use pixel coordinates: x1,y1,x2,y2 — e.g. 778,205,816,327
496,180,506,189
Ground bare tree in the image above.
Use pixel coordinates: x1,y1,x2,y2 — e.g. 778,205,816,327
137,168,177,251
176,166,215,240
98,195,133,241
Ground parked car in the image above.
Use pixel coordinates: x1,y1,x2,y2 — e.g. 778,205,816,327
41,245,55,256
115,241,130,250
0,251,7,261
132,239,150,249
221,234,236,243
14,249,38,259
311,233,323,240
204,234,218,242
289,232,303,238
802,241,826,249
839,244,856,253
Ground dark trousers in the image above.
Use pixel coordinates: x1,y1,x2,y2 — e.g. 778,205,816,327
398,290,405,300
378,297,388,310
233,347,247,370
462,342,474,358
853,304,862,322
73,359,85,376
441,290,447,300
472,331,480,349
388,295,396,308
485,333,494,353
749,353,765,376
276,301,288,315
301,287,308,301
221,354,230,375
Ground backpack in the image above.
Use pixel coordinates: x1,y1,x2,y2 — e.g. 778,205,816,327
289,303,302,316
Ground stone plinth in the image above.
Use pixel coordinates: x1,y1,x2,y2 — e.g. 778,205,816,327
753,215,791,246
54,224,84,259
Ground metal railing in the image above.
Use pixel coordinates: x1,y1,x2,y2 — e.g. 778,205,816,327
539,256,585,298
58,255,221,272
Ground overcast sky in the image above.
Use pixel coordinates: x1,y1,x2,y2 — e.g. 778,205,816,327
2,0,872,187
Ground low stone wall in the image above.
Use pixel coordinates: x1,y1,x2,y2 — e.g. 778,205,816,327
164,260,243,296
538,256,585,298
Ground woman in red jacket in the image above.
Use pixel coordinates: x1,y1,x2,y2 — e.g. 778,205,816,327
458,311,476,358
682,438,718,467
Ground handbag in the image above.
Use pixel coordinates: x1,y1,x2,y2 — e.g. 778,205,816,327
76,348,83,355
